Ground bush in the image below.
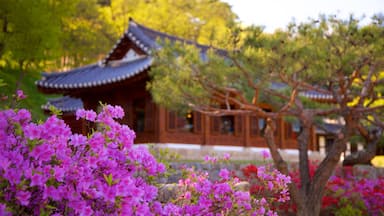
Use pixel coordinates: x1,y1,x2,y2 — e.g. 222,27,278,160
241,160,384,215
0,90,291,215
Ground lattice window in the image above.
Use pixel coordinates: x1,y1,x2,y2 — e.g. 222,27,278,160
211,115,237,135
236,115,243,136
250,116,267,137
167,111,195,132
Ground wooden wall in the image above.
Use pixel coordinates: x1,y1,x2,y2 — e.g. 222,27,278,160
67,76,315,150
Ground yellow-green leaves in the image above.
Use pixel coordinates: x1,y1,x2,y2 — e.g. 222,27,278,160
103,173,115,186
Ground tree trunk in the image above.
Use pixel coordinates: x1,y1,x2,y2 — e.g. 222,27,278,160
343,128,382,166
297,115,312,193
295,117,326,216
297,193,323,216
264,118,305,215
264,115,351,216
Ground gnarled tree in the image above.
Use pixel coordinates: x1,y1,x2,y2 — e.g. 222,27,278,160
149,15,384,216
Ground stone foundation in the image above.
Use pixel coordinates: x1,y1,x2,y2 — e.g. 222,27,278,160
140,143,326,162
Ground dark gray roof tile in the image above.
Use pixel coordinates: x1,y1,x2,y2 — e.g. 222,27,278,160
269,82,333,101
36,56,152,90
42,96,83,112
316,122,343,135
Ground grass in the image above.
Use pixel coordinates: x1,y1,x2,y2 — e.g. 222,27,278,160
1,68,49,120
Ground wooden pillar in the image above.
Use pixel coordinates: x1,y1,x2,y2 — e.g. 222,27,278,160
80,118,87,135
244,114,250,147
124,100,133,128
153,105,159,142
202,114,210,145
158,106,167,143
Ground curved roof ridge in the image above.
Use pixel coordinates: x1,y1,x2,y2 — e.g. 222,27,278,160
132,19,201,46
36,56,153,93
130,18,227,55
102,18,227,64
42,63,98,77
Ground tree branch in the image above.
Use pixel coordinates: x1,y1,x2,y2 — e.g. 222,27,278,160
264,117,304,212
357,64,376,107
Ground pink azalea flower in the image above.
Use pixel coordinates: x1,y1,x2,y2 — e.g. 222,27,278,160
223,152,231,160
16,190,31,206
261,150,271,159
16,90,26,99
0,203,11,216
219,168,230,180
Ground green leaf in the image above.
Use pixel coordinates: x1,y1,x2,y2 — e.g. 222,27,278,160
48,105,63,116
103,173,114,186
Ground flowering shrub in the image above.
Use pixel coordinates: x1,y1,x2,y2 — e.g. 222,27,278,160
240,153,292,214
324,167,384,215
0,103,166,215
242,159,384,215
170,154,291,216
0,90,292,215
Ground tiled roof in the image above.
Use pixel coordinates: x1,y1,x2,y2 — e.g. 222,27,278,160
299,90,333,101
36,19,225,92
36,56,152,90
316,122,343,135
102,18,226,64
269,82,333,101
41,96,83,112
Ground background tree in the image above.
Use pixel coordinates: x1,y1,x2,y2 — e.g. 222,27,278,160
104,0,237,47
149,15,384,216
1,0,236,118
0,0,236,118
54,0,119,70
0,0,76,118
0,0,73,89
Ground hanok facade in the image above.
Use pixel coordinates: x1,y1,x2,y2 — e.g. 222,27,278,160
37,19,332,150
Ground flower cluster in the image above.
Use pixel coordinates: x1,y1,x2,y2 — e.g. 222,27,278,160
168,154,291,216
240,163,291,213
323,167,384,215
0,91,292,215
262,160,384,215
0,104,165,215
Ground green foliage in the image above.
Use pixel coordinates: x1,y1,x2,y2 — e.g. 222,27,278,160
48,105,63,117
0,0,238,119
334,198,365,216
0,0,76,101
149,41,213,112
149,15,384,121
0,0,237,72
148,144,180,183
0,0,73,68
0,78,5,87
56,0,118,69
0,68,47,120
121,0,237,47
149,144,181,166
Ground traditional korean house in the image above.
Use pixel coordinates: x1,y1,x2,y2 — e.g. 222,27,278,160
36,18,333,150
